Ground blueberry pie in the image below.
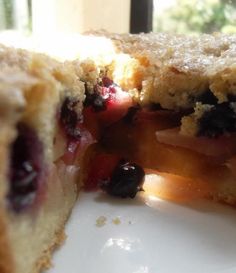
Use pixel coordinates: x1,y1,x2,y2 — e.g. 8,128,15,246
0,45,92,273
2,31,236,273
78,31,236,204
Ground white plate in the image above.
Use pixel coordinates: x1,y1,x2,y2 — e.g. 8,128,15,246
47,192,236,273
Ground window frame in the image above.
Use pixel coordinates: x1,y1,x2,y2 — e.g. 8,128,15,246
130,0,153,33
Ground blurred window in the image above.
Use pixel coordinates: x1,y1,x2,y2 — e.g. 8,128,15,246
1,0,235,35
153,0,236,34
0,0,31,32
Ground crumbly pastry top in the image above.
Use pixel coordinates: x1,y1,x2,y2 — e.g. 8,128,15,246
0,44,85,162
0,68,26,123
82,31,236,110
89,31,236,71
0,44,85,108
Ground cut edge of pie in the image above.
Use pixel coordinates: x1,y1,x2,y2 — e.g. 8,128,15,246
1,31,236,273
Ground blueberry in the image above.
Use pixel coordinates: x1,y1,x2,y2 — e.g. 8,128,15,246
100,160,145,198
84,77,117,112
84,87,108,112
9,192,36,213
60,97,82,139
147,103,163,111
8,123,43,212
195,90,218,105
11,161,37,193
227,94,236,102
198,102,236,138
93,94,107,111
102,77,113,88
122,105,140,124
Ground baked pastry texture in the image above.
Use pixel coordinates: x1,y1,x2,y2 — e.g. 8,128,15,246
72,31,236,206
0,45,90,273
75,31,236,137
2,31,236,273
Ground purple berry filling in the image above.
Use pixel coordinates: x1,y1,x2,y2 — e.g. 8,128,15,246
102,76,113,88
60,97,82,140
198,102,236,138
84,93,107,112
84,77,117,112
8,123,44,212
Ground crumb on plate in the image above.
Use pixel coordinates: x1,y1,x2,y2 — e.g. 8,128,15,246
112,217,121,225
96,216,107,227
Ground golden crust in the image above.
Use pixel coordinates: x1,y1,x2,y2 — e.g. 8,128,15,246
180,103,214,136
0,77,25,273
81,31,236,110
2,32,236,273
0,210,14,273
0,44,85,116
0,45,85,162
0,71,26,200
208,57,236,103
0,46,85,273
33,226,66,273
76,31,236,136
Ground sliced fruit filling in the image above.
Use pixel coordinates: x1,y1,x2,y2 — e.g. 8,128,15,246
8,77,236,209
83,76,133,138
57,96,94,165
82,80,236,203
8,123,44,212
143,171,215,202
7,96,95,214
60,97,82,140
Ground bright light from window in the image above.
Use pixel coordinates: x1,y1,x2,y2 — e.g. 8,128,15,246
153,0,236,34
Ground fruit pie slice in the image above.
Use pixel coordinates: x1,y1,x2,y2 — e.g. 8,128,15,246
78,31,236,206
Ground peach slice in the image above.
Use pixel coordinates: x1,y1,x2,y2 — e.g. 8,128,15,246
143,169,215,202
